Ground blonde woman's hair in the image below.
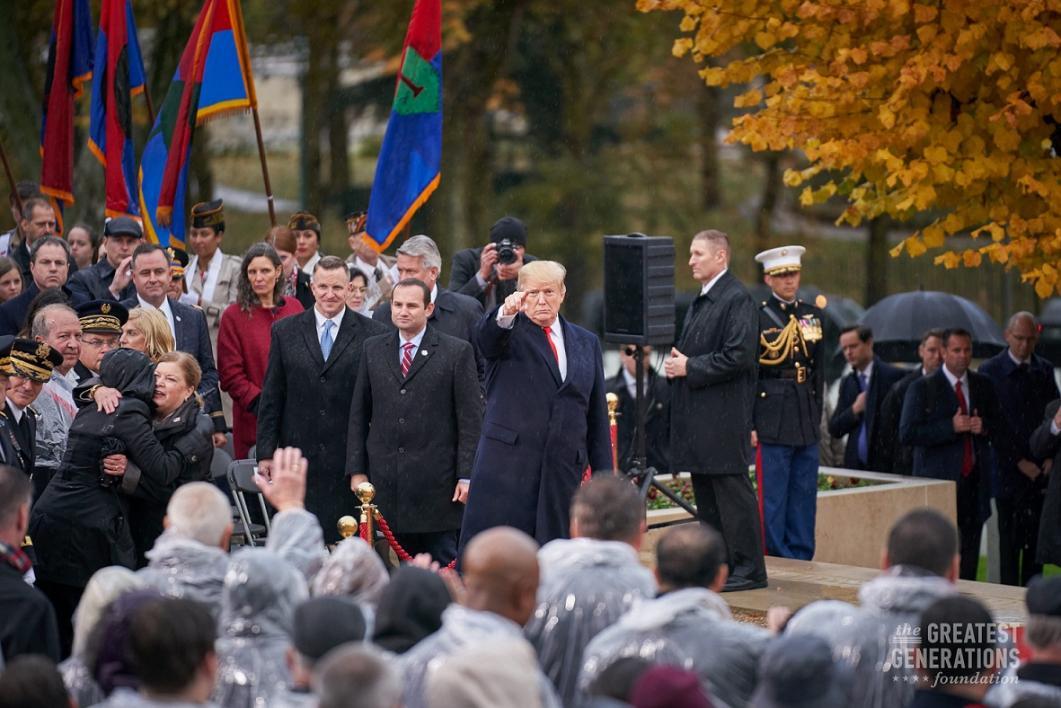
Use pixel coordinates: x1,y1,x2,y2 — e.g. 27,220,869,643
127,308,175,362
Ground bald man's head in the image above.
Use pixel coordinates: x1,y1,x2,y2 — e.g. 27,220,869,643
460,527,540,626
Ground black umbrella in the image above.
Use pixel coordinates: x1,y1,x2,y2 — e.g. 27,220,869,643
858,291,1006,362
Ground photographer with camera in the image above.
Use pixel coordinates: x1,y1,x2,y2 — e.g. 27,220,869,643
448,216,536,310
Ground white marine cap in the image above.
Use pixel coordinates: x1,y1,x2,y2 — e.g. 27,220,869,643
754,245,805,275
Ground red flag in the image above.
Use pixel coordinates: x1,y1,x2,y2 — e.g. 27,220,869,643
40,0,94,212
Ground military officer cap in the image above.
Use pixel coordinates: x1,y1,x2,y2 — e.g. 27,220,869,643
103,216,144,240
9,338,63,382
755,245,805,276
288,211,321,236
77,300,129,335
167,247,189,279
0,335,15,376
344,210,367,232
191,199,225,231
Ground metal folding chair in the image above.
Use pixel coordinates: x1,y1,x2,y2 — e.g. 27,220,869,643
226,459,271,546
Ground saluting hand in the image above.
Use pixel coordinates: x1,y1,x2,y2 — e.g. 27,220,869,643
664,347,688,379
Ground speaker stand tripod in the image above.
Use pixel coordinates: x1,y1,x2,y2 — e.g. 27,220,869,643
622,345,698,517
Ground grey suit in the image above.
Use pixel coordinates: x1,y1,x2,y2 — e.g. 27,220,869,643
257,307,389,542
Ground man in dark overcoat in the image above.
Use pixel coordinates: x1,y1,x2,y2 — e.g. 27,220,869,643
605,345,670,474
666,229,767,591
1030,399,1061,567
900,328,1015,580
257,256,389,543
459,260,611,548
347,279,481,565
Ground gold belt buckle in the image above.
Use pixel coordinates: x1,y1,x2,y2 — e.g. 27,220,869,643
796,367,807,384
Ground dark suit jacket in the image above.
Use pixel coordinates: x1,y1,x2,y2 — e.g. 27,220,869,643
606,366,670,473
447,247,537,309
876,367,923,475
1,401,35,475
67,258,135,304
372,287,485,381
294,270,315,311
899,368,1012,524
978,351,1059,500
257,307,389,542
122,296,225,432
460,310,611,547
828,356,905,471
1030,400,1061,564
0,282,40,336
347,326,482,533
670,272,758,477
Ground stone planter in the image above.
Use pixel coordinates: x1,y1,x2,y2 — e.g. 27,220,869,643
642,467,956,569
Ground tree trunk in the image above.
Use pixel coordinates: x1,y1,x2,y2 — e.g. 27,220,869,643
698,85,722,210
866,216,890,305
326,41,349,210
754,152,781,253
300,40,326,216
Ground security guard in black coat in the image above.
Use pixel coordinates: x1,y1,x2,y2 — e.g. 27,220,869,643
605,345,671,473
752,246,825,560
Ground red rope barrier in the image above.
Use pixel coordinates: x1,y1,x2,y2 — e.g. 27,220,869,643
373,509,458,569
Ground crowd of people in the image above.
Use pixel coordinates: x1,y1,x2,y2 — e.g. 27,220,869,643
0,179,1059,706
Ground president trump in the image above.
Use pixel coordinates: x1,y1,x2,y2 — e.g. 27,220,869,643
459,260,611,548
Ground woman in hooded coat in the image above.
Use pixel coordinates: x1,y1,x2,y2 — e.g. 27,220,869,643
29,348,197,648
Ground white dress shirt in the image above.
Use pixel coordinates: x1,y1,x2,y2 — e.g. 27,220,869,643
941,365,973,411
699,268,728,297
138,294,176,339
399,326,427,367
186,251,223,304
301,252,322,276
314,306,345,346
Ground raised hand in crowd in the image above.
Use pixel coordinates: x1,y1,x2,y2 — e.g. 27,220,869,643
255,445,307,512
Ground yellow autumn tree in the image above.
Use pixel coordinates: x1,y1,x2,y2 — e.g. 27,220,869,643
638,0,1061,297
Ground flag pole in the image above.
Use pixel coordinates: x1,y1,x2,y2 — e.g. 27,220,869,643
141,84,156,126
251,107,276,226
0,138,23,215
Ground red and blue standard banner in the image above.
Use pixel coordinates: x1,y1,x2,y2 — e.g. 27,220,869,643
137,0,257,247
40,0,94,222
88,0,148,219
365,0,441,252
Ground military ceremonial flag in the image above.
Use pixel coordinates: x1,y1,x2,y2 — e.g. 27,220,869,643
88,0,148,219
365,0,442,252
40,0,94,224
137,0,257,247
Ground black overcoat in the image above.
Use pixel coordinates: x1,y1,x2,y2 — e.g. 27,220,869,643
669,271,758,477
347,327,482,533
256,307,389,542
28,349,190,587
1031,399,1061,564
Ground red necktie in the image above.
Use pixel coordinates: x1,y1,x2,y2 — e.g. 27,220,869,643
955,380,974,477
543,326,559,364
401,342,415,377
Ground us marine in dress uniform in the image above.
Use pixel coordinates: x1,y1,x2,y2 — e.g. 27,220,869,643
752,246,825,560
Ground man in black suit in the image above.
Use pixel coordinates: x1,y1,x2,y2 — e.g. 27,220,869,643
447,216,537,310
900,328,1013,580
0,237,72,336
65,216,141,305
876,329,944,475
605,345,670,473
348,279,481,565
122,243,226,443
978,312,1059,586
828,325,905,471
1031,400,1061,567
666,230,766,591
372,235,484,375
258,256,389,542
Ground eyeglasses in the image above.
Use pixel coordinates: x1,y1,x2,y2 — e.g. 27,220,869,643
82,337,118,348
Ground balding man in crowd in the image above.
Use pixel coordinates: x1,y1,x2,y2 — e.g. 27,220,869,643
315,645,402,708
401,526,560,708
525,476,655,706
28,304,81,499
579,523,770,707
460,260,611,549
979,311,1059,586
137,449,326,611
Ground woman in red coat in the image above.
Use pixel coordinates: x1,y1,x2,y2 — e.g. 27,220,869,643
217,242,303,458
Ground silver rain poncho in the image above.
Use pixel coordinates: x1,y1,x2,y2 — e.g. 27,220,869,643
96,688,220,708
525,537,656,706
212,548,308,708
400,604,561,708
60,566,146,708
31,372,78,473
579,587,771,708
138,508,326,617
783,565,956,708
987,669,1061,707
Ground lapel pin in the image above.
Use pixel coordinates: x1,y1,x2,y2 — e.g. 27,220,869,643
421,350,428,356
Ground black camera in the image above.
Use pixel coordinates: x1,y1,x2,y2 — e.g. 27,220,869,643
496,238,517,265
